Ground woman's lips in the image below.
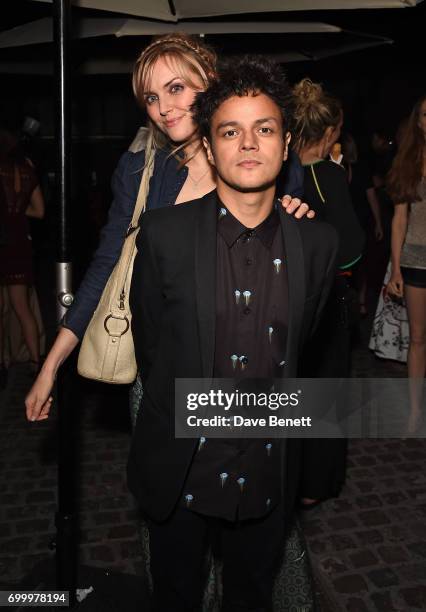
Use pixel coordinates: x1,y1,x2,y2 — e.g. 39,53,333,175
165,116,183,128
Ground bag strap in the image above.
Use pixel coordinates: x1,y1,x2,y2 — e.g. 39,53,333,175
310,164,325,204
129,130,156,230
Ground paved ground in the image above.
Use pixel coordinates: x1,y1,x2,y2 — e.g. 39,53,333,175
0,321,425,611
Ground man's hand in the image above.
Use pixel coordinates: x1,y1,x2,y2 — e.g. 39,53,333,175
279,195,315,219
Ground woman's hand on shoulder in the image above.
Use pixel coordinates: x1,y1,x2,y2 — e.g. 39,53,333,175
279,195,315,219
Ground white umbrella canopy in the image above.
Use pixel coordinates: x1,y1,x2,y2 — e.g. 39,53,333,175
0,18,342,49
31,0,421,21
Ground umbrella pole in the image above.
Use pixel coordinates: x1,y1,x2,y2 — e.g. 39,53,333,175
53,0,77,605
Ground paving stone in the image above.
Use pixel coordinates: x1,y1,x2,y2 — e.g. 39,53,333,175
1,537,31,554
370,590,401,612
319,556,348,575
367,568,399,588
381,491,408,505
406,541,426,560
349,549,379,568
26,490,55,503
15,519,50,534
89,544,116,563
108,524,137,540
120,540,143,560
355,494,383,509
358,510,391,527
329,533,358,551
328,515,358,530
377,545,408,564
399,585,426,609
398,563,426,582
346,597,370,612
333,574,368,594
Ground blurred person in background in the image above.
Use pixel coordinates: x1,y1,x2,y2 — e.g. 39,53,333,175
387,95,426,435
0,126,45,389
292,79,365,508
342,132,383,316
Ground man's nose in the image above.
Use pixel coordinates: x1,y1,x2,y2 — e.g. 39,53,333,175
240,131,258,151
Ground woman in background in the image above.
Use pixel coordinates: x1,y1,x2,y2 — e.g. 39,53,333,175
0,127,45,386
292,79,365,507
387,95,426,435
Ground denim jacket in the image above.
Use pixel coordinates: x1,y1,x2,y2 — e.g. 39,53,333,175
64,148,304,339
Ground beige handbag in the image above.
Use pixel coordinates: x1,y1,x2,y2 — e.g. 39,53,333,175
77,143,155,384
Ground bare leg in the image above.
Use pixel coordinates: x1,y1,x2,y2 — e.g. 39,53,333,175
7,284,40,366
404,284,426,433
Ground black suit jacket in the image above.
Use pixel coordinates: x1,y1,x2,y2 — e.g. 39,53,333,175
128,190,338,521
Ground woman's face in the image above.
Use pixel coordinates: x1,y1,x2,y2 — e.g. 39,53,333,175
143,56,204,143
418,100,426,139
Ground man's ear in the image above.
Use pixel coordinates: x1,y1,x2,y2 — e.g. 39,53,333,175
203,136,215,166
282,132,291,162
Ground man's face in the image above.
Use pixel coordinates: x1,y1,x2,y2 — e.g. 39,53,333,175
203,93,290,193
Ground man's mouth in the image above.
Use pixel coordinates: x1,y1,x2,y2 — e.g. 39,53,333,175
237,160,262,168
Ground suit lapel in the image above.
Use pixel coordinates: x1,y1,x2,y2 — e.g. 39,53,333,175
195,191,218,378
279,206,306,377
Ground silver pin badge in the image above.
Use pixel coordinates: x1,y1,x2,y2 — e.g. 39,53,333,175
198,436,206,451
279,360,286,367
266,498,271,508
266,443,272,457
234,290,241,305
220,472,228,488
243,290,252,306
237,477,246,492
239,356,247,371
273,258,282,274
231,355,239,370
185,494,194,508
219,207,227,219
268,326,274,343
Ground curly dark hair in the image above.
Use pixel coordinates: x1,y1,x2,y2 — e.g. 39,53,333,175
193,55,293,140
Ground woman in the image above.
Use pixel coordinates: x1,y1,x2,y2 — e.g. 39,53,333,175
292,79,365,507
0,127,45,384
387,94,426,435
25,35,313,421
25,35,316,611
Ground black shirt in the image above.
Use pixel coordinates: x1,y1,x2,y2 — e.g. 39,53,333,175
181,202,288,521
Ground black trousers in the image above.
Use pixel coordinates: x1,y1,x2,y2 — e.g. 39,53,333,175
147,501,287,612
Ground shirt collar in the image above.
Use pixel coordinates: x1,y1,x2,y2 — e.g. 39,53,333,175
217,199,279,249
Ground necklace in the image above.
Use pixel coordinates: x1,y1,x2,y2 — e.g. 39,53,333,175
187,167,210,188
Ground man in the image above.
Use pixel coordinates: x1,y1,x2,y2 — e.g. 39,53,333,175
129,56,338,611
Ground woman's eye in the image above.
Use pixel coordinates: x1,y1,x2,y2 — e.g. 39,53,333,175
170,84,184,94
145,95,157,105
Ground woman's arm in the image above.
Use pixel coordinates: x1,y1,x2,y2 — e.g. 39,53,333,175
25,150,144,421
26,185,45,219
25,327,79,421
387,203,408,298
63,150,143,339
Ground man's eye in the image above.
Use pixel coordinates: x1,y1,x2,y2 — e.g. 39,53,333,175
259,127,273,134
224,130,238,137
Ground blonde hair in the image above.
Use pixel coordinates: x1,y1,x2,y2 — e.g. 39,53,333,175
132,34,217,160
292,78,342,152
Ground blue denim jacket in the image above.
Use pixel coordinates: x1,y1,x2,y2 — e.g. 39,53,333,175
64,148,304,339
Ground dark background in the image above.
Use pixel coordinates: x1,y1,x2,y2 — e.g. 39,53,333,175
0,1,423,277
